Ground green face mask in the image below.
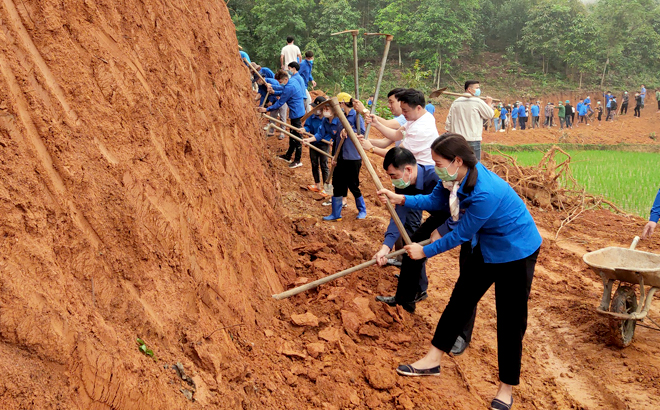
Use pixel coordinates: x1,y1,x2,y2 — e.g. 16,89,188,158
434,160,459,182
391,169,411,189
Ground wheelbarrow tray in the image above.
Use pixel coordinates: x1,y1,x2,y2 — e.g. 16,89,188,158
583,247,660,288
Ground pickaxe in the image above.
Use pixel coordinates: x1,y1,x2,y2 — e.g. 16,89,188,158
328,97,412,244
362,32,394,139
331,29,361,134
430,87,501,103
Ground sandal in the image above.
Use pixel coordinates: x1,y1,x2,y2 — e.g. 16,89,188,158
395,364,440,377
490,397,513,410
307,185,321,192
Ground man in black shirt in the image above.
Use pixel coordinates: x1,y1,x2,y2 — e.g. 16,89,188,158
564,100,573,128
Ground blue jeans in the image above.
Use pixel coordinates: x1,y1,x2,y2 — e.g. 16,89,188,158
512,117,517,128
494,118,500,132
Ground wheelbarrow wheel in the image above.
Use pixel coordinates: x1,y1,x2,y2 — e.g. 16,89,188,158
609,286,638,347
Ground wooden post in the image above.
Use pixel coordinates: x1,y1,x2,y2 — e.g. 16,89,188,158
328,97,412,245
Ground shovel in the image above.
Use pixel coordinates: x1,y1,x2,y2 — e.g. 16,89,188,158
430,87,501,103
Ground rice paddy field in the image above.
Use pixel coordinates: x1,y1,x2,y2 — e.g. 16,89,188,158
484,146,660,218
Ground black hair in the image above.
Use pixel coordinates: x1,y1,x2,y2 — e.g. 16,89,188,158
274,70,288,81
394,88,425,109
305,50,314,58
464,80,480,91
383,147,416,171
287,62,300,71
287,36,294,43
387,88,406,98
431,133,479,193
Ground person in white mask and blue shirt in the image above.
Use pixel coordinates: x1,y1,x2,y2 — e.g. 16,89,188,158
377,133,542,410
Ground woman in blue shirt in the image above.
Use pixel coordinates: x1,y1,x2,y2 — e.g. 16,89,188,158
642,188,660,239
378,133,542,410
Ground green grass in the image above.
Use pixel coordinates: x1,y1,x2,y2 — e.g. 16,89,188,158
484,147,660,218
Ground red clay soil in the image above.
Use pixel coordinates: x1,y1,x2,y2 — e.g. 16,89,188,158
1,1,659,410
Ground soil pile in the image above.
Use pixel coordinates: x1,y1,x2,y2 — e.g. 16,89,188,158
0,0,295,408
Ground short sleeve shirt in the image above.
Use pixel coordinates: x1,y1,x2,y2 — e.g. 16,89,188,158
400,112,438,166
281,44,301,67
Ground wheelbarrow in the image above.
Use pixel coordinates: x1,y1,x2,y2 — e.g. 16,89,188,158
583,237,660,347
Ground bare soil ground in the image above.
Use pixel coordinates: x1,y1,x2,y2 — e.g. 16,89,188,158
1,0,659,408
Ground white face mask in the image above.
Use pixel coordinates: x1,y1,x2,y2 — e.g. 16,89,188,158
323,111,332,118
315,110,321,116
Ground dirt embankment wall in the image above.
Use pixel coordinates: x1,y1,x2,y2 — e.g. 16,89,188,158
0,0,293,407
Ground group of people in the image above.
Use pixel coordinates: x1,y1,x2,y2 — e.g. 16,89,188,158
487,86,656,132
240,40,659,410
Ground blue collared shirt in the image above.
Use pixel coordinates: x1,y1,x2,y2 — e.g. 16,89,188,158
403,162,542,263
340,109,365,160
290,73,306,97
511,107,518,118
305,114,324,146
259,78,281,105
518,105,527,117
260,67,274,79
531,105,540,116
299,60,314,88
384,165,439,248
239,51,250,65
267,78,305,119
312,110,364,161
651,189,660,223
313,116,343,145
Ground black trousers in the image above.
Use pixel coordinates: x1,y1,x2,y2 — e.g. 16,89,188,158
565,114,572,127
519,117,526,130
284,117,303,162
310,143,330,184
431,244,540,385
634,105,641,117
657,100,660,110
620,103,628,114
333,159,361,198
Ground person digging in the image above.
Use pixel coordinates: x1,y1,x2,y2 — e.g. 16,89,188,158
303,96,331,196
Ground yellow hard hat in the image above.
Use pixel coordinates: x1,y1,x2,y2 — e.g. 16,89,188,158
336,92,352,103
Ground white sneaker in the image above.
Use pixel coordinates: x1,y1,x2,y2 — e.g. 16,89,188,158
512,128,516,130
289,161,303,169
499,129,505,132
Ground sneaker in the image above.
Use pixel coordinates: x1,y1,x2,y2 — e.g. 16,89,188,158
322,199,332,206
289,161,303,169
386,258,402,267
278,155,291,162
342,202,348,209
278,134,285,140
499,129,505,133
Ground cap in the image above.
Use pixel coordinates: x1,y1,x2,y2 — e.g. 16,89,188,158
337,92,352,103
565,100,570,103
311,96,327,107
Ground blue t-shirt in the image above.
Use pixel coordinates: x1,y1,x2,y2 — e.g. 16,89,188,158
518,106,527,118
511,107,518,119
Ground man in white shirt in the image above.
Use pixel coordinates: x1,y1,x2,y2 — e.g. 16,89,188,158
445,80,494,160
280,36,302,72
360,89,438,166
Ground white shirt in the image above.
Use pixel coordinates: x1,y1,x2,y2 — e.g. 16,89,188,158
399,112,438,166
445,96,494,142
281,44,301,67
394,114,406,146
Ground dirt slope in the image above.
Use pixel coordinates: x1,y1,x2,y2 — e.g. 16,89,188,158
0,0,296,408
